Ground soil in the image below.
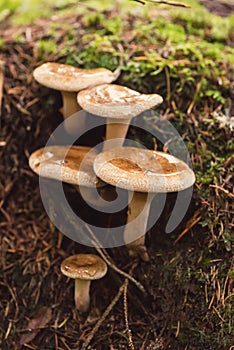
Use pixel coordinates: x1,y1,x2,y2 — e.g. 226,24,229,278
200,0,234,17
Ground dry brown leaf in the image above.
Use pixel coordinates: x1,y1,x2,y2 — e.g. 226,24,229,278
19,306,52,346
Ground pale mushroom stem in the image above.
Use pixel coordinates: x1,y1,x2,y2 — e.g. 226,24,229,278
112,67,121,81
74,184,117,208
61,91,86,135
103,118,130,151
61,91,82,118
74,278,91,312
124,191,156,262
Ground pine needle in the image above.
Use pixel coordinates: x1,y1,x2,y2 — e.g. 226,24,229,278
123,280,135,350
81,280,127,350
84,224,146,294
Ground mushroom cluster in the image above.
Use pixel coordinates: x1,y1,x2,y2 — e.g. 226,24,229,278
93,147,195,261
29,60,195,311
33,62,120,135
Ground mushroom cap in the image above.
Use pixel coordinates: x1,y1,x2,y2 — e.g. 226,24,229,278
77,84,163,119
33,62,118,92
29,145,103,188
60,254,107,280
93,147,195,193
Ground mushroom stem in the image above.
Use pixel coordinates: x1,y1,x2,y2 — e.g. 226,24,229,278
74,184,117,207
124,191,156,262
61,91,86,135
103,118,130,151
112,67,121,81
61,91,82,118
74,278,91,312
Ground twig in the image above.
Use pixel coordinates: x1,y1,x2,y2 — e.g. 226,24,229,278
123,280,135,350
164,65,171,103
81,280,127,350
187,78,203,114
212,306,225,323
148,0,190,7
174,203,207,244
84,224,146,294
174,216,202,244
0,60,4,121
132,0,190,7
131,0,146,4
210,184,234,199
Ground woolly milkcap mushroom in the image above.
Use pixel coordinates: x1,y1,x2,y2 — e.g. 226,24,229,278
28,145,110,206
61,254,107,312
33,62,120,134
77,84,163,150
94,146,195,261
29,145,99,187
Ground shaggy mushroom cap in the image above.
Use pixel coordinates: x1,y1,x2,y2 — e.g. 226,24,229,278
93,147,195,193
29,145,103,188
77,84,163,119
33,62,119,92
60,254,107,280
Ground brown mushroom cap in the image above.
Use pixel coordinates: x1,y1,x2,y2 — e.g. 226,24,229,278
77,84,163,119
93,147,195,193
33,62,118,92
29,145,103,188
60,254,107,280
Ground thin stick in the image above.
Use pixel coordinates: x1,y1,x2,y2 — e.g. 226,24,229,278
210,184,234,199
0,60,4,121
131,0,146,4
174,216,202,244
148,0,190,7
132,0,190,7
84,224,146,294
81,280,127,350
123,280,135,350
174,203,207,244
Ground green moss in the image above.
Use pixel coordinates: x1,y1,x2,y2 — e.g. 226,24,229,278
37,39,58,60
0,0,21,12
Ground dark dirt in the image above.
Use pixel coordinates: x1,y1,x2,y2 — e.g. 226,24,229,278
200,0,234,17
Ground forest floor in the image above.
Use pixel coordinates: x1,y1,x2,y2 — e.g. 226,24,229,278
201,0,234,17
0,0,233,349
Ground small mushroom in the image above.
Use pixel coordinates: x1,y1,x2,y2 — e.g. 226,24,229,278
33,63,120,134
94,146,195,261
28,145,113,206
60,254,107,312
77,84,163,150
